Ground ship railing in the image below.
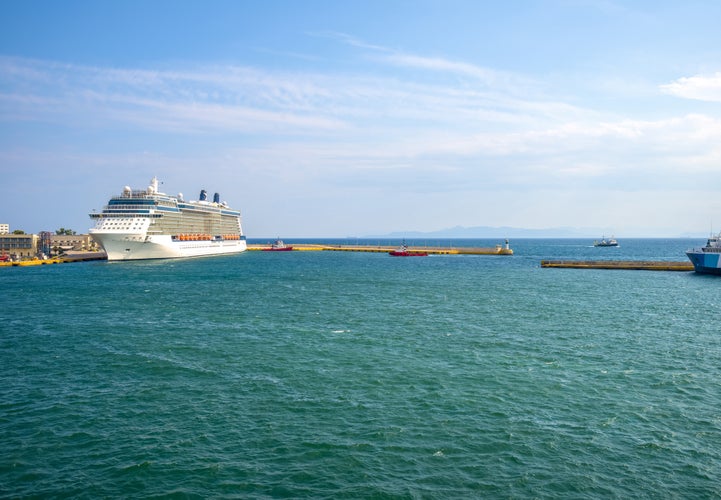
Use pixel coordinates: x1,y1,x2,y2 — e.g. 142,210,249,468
123,190,156,198
91,212,162,219
101,203,158,210
178,204,223,214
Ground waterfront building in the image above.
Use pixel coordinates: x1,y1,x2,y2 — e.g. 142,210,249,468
50,234,99,254
0,229,100,259
0,233,39,258
0,223,9,235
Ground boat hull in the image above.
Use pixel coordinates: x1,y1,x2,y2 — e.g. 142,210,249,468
686,250,721,275
389,251,428,257
91,233,247,261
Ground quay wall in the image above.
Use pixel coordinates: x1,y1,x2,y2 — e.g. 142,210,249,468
541,260,693,271
248,243,513,255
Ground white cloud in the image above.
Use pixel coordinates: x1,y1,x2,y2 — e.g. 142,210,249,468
5,52,721,183
660,72,721,102
3,48,721,236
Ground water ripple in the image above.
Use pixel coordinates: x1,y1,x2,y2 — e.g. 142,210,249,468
2,241,721,497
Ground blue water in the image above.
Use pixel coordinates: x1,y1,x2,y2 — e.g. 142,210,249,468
2,239,721,498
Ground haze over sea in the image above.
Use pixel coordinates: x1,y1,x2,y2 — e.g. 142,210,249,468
2,238,721,498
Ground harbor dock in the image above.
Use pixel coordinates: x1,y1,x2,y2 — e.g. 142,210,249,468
248,243,513,255
1,245,512,267
0,251,107,267
541,260,694,271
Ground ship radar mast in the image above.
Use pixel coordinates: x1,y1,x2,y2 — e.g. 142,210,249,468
148,176,159,195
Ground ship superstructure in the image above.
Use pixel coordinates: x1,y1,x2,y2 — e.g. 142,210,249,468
89,177,247,260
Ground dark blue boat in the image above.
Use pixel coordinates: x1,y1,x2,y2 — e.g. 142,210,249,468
686,233,721,275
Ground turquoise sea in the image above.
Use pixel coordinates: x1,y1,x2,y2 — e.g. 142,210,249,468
2,238,721,499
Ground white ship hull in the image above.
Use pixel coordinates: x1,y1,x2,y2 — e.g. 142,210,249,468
92,232,247,261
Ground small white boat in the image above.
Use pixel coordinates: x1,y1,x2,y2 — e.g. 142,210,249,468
594,236,618,247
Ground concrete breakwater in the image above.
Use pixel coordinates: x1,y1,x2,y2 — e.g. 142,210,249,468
1,245,513,266
248,243,513,255
541,260,694,271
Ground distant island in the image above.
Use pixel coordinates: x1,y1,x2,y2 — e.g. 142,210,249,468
365,225,708,239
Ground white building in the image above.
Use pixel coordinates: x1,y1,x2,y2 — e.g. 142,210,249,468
0,224,9,235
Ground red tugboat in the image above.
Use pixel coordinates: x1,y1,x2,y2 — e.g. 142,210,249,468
389,242,427,257
263,239,294,252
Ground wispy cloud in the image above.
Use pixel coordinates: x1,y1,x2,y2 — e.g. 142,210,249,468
0,53,568,138
0,56,349,133
307,31,391,53
2,46,721,222
316,31,535,92
660,72,721,102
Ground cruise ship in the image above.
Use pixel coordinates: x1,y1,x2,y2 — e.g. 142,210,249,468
686,233,721,275
89,177,247,260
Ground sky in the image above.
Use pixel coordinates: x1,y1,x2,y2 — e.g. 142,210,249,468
1,0,721,238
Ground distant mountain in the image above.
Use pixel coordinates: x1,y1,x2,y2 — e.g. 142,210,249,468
367,225,605,239
676,232,714,239
364,226,715,239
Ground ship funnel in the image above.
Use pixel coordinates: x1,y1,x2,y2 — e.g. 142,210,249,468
199,189,207,201
213,192,220,204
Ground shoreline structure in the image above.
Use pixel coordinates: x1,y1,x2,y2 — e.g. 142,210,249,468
541,260,693,271
0,242,699,272
248,241,513,255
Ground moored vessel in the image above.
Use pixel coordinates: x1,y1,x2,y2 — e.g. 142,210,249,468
594,236,618,247
263,239,293,251
89,177,247,260
686,233,721,275
389,242,428,257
